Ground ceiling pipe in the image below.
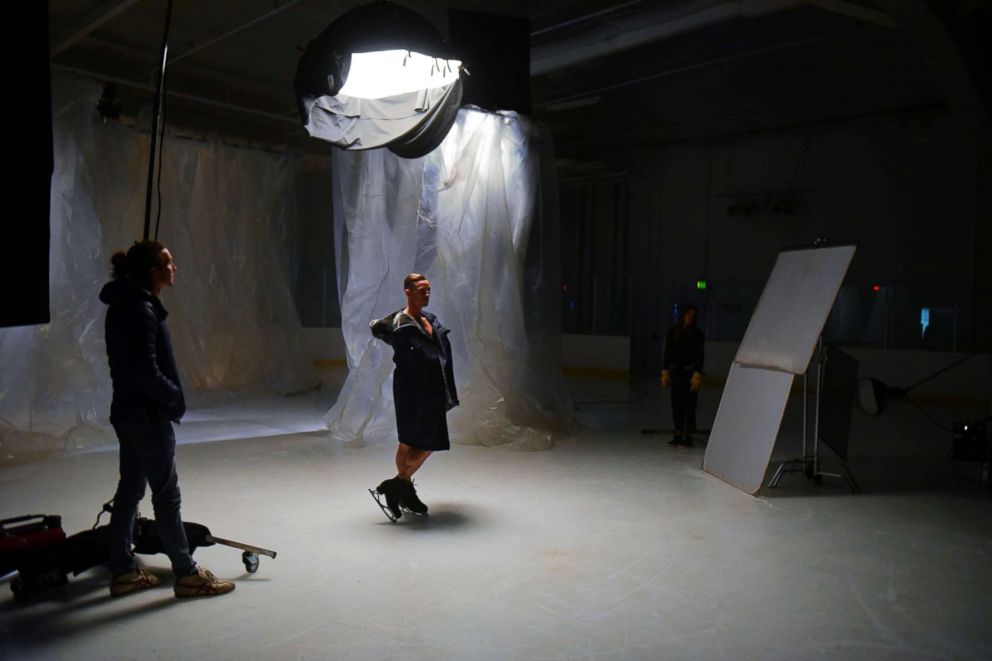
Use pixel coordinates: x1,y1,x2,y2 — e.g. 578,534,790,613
133,0,304,81
804,0,895,28
51,63,298,124
531,0,646,38
50,0,143,57
531,0,893,77
81,34,289,100
535,26,864,109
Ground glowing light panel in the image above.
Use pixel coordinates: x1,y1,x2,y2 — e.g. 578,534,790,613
339,50,461,99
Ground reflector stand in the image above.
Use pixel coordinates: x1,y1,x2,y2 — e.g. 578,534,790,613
767,338,860,493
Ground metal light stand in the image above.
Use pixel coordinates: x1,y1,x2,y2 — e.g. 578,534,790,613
767,338,859,493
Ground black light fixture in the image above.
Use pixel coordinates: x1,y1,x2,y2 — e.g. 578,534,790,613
96,83,122,123
294,1,463,158
856,377,900,416
856,353,978,418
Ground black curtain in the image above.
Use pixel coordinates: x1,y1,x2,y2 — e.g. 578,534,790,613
1,1,52,327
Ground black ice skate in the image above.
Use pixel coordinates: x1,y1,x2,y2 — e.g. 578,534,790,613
369,478,403,522
397,479,429,517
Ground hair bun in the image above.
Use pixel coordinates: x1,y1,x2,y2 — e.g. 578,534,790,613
110,251,129,279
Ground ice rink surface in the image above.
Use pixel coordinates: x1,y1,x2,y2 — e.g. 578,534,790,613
2,370,990,660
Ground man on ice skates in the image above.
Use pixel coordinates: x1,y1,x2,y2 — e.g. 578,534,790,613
369,273,459,521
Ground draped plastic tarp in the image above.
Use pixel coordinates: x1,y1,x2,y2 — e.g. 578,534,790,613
0,75,316,462
324,108,576,450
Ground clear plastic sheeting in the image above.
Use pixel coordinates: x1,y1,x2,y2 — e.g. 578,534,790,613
325,108,575,450
0,74,316,463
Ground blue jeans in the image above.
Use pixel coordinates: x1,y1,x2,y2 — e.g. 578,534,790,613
108,416,196,576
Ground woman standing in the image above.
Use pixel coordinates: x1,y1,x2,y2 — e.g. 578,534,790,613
100,241,233,598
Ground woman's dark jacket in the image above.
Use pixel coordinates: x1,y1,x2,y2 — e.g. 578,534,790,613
370,309,459,446
99,279,186,425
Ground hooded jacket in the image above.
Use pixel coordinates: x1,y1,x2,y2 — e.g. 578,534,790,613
99,278,186,424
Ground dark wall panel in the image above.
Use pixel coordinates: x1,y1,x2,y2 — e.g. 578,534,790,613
448,10,530,115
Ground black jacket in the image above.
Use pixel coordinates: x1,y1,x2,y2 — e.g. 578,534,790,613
662,324,705,374
99,279,186,424
371,309,459,412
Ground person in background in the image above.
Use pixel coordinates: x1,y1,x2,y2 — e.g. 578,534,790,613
661,305,705,447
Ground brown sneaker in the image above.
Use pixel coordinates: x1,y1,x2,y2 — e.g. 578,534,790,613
110,567,160,597
174,566,235,598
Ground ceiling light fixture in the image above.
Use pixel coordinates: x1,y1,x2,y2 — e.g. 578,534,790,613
339,49,461,99
294,1,463,157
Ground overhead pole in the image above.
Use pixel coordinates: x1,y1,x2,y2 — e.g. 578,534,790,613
143,0,174,241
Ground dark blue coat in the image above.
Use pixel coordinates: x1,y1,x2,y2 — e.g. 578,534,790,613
371,309,458,450
99,279,186,424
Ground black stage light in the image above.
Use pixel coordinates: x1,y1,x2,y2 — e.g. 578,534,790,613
96,83,122,123
856,377,893,416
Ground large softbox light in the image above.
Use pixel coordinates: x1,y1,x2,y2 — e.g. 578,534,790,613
294,0,463,158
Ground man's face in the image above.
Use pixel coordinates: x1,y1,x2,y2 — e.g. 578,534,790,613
684,308,696,326
152,249,177,289
406,279,431,307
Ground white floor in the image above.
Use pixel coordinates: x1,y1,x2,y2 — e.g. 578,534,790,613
2,371,990,660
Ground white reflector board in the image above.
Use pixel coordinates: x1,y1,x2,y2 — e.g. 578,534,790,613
703,363,794,495
736,245,856,374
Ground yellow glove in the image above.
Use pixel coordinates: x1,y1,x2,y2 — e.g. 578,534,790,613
660,370,671,388
690,372,704,392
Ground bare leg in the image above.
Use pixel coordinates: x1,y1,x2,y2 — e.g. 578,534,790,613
395,442,432,481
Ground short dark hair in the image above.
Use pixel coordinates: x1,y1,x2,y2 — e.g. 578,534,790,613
403,273,427,290
110,240,168,290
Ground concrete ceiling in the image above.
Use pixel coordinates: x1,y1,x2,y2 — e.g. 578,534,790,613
47,0,991,164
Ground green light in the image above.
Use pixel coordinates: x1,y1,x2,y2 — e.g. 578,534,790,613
696,280,708,290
